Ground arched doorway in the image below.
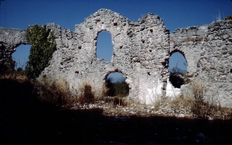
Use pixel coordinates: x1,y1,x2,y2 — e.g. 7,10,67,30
168,50,187,88
104,71,129,97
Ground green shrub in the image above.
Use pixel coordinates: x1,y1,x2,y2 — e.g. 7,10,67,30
25,24,56,79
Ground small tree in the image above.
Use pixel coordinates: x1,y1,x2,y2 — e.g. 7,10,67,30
25,25,56,79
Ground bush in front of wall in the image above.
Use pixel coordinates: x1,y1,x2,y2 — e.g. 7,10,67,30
25,24,56,79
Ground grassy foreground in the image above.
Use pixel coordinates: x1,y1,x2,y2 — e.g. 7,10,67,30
1,74,232,144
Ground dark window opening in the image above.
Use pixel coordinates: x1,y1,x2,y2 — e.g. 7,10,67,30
168,51,187,88
104,72,129,97
96,31,113,62
12,44,31,70
169,74,185,88
113,22,118,26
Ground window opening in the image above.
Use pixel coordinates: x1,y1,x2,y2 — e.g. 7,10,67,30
96,31,113,62
12,44,31,70
168,51,187,88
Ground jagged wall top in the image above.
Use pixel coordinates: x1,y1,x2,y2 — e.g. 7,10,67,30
0,27,27,48
0,9,231,107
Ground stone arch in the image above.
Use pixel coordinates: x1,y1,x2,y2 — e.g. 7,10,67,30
104,69,127,82
168,49,187,73
168,49,187,88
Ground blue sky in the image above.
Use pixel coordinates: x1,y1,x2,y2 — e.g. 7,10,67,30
1,0,232,75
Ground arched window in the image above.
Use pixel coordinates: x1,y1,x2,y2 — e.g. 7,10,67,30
168,51,187,73
96,31,113,62
168,51,187,88
12,44,31,70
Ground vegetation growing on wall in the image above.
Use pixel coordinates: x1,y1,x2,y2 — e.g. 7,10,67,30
225,14,232,20
25,24,56,79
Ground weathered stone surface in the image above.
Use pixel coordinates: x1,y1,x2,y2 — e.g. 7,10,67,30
0,28,27,62
170,20,232,107
37,9,170,104
0,9,231,107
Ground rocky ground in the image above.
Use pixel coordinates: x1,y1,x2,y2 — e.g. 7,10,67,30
71,100,193,118
1,78,232,144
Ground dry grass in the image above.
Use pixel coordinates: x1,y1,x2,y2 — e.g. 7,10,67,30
36,77,130,109
36,77,72,108
190,79,206,118
78,84,95,104
0,71,28,83
35,77,232,119
188,79,222,118
103,96,128,107
181,79,232,119
1,71,232,120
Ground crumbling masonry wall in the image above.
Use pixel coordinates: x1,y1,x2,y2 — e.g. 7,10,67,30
0,28,27,65
0,9,231,106
170,20,232,107
42,9,170,104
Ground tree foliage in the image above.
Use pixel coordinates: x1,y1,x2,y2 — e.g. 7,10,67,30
25,25,56,79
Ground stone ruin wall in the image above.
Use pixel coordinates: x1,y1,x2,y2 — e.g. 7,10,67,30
42,9,170,104
0,28,27,63
0,9,231,107
171,20,232,107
